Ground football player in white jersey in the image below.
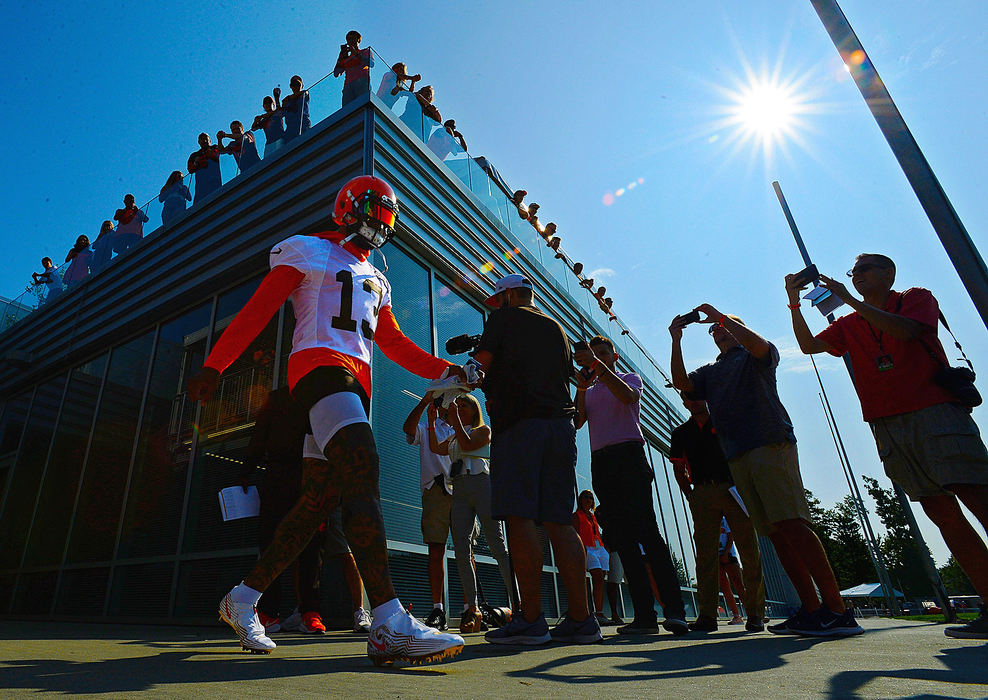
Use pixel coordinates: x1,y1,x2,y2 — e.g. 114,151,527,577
188,175,467,664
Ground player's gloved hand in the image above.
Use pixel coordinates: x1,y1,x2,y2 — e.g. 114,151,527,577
187,367,220,403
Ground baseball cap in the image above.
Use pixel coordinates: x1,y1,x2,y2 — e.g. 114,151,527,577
484,273,534,307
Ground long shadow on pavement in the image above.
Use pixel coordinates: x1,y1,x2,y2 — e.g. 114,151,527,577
500,634,831,685
827,644,988,699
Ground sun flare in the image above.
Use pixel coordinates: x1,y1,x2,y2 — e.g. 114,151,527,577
735,82,797,140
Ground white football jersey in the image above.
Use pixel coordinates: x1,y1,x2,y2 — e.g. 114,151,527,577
270,235,391,364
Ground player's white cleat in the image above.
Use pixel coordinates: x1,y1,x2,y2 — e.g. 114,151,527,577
219,589,277,654
367,607,464,666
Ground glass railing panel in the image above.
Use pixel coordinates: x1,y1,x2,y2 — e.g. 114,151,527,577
434,140,471,188
307,72,341,132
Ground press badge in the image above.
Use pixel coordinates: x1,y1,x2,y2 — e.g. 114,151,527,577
877,354,894,371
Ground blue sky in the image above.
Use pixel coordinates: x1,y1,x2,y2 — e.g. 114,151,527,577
1,0,985,565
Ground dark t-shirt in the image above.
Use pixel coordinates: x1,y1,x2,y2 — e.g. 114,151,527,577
476,304,576,433
686,343,795,461
668,417,733,485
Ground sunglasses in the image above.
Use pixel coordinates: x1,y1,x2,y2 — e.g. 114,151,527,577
846,263,886,277
707,325,719,335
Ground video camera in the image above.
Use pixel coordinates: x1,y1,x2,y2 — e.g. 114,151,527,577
445,333,482,355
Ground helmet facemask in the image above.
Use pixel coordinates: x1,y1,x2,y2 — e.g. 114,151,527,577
343,190,399,249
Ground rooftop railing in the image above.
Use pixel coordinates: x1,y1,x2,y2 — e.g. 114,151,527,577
1,45,674,398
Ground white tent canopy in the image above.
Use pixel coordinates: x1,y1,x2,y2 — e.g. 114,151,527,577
840,583,905,598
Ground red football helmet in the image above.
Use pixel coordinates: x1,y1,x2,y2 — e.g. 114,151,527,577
333,175,400,249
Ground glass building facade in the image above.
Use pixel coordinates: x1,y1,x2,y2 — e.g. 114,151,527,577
0,56,798,625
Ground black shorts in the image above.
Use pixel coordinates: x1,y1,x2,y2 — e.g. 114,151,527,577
490,416,577,525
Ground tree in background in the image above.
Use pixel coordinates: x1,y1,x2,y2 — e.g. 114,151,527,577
670,550,691,587
804,489,875,589
939,555,975,596
862,476,933,599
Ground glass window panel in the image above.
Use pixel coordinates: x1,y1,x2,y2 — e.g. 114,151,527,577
117,304,211,559
647,442,691,584
370,246,432,545
0,391,31,457
66,332,155,563
24,355,108,567
0,376,66,568
184,278,276,553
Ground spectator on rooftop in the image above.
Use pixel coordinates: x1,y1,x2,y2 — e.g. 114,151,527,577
158,171,192,227
91,220,114,274
218,120,261,173
252,95,286,157
63,235,93,290
187,133,222,204
32,256,62,303
377,62,420,109
280,75,311,142
400,85,441,138
112,193,149,255
427,119,468,160
334,30,375,106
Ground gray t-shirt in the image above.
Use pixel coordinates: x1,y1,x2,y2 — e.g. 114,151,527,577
686,343,795,460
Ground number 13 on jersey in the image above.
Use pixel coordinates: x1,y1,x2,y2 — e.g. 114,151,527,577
331,269,385,340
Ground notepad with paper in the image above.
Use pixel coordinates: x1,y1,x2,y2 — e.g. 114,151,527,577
218,486,260,521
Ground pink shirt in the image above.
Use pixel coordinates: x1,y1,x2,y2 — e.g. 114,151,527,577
584,371,645,451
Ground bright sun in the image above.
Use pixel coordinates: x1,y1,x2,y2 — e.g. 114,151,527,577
705,60,821,165
736,82,797,139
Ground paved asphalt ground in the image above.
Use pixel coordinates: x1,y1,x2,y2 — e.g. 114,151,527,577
1,617,985,699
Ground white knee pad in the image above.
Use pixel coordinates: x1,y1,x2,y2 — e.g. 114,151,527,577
306,391,369,457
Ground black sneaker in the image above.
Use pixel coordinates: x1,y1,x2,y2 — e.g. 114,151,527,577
662,617,690,636
788,607,864,637
768,607,810,635
485,612,551,645
688,615,718,632
610,615,625,626
550,614,603,644
945,606,988,640
617,618,660,635
746,616,765,633
425,606,448,632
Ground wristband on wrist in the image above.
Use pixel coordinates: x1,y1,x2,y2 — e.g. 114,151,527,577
590,359,602,372
788,302,801,310
717,314,727,327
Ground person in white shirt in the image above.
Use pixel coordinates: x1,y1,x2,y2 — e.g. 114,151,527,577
404,392,455,631
428,394,512,633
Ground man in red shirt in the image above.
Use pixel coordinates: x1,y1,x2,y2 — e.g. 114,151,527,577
334,30,375,106
787,252,988,640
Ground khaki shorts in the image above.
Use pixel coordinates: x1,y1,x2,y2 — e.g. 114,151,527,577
871,402,988,501
728,442,811,536
421,483,452,545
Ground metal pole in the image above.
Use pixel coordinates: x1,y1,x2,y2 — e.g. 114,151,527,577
773,179,953,620
808,0,988,330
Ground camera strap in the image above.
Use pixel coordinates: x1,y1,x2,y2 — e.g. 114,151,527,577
899,292,976,373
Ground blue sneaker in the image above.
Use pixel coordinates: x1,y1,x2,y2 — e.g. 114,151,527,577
793,608,864,637
485,612,551,645
550,614,603,644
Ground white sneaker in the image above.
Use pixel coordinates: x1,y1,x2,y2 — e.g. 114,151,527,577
219,589,276,654
354,607,372,633
367,608,464,666
281,608,303,632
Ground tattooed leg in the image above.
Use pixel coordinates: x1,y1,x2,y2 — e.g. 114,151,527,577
245,457,341,592
323,422,397,607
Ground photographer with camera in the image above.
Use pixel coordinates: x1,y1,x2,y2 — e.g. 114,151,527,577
574,335,689,636
334,30,374,106
427,394,512,633
467,274,601,646
787,253,988,640
403,391,455,631
670,306,861,637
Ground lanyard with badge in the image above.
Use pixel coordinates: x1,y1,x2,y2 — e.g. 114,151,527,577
866,295,898,371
